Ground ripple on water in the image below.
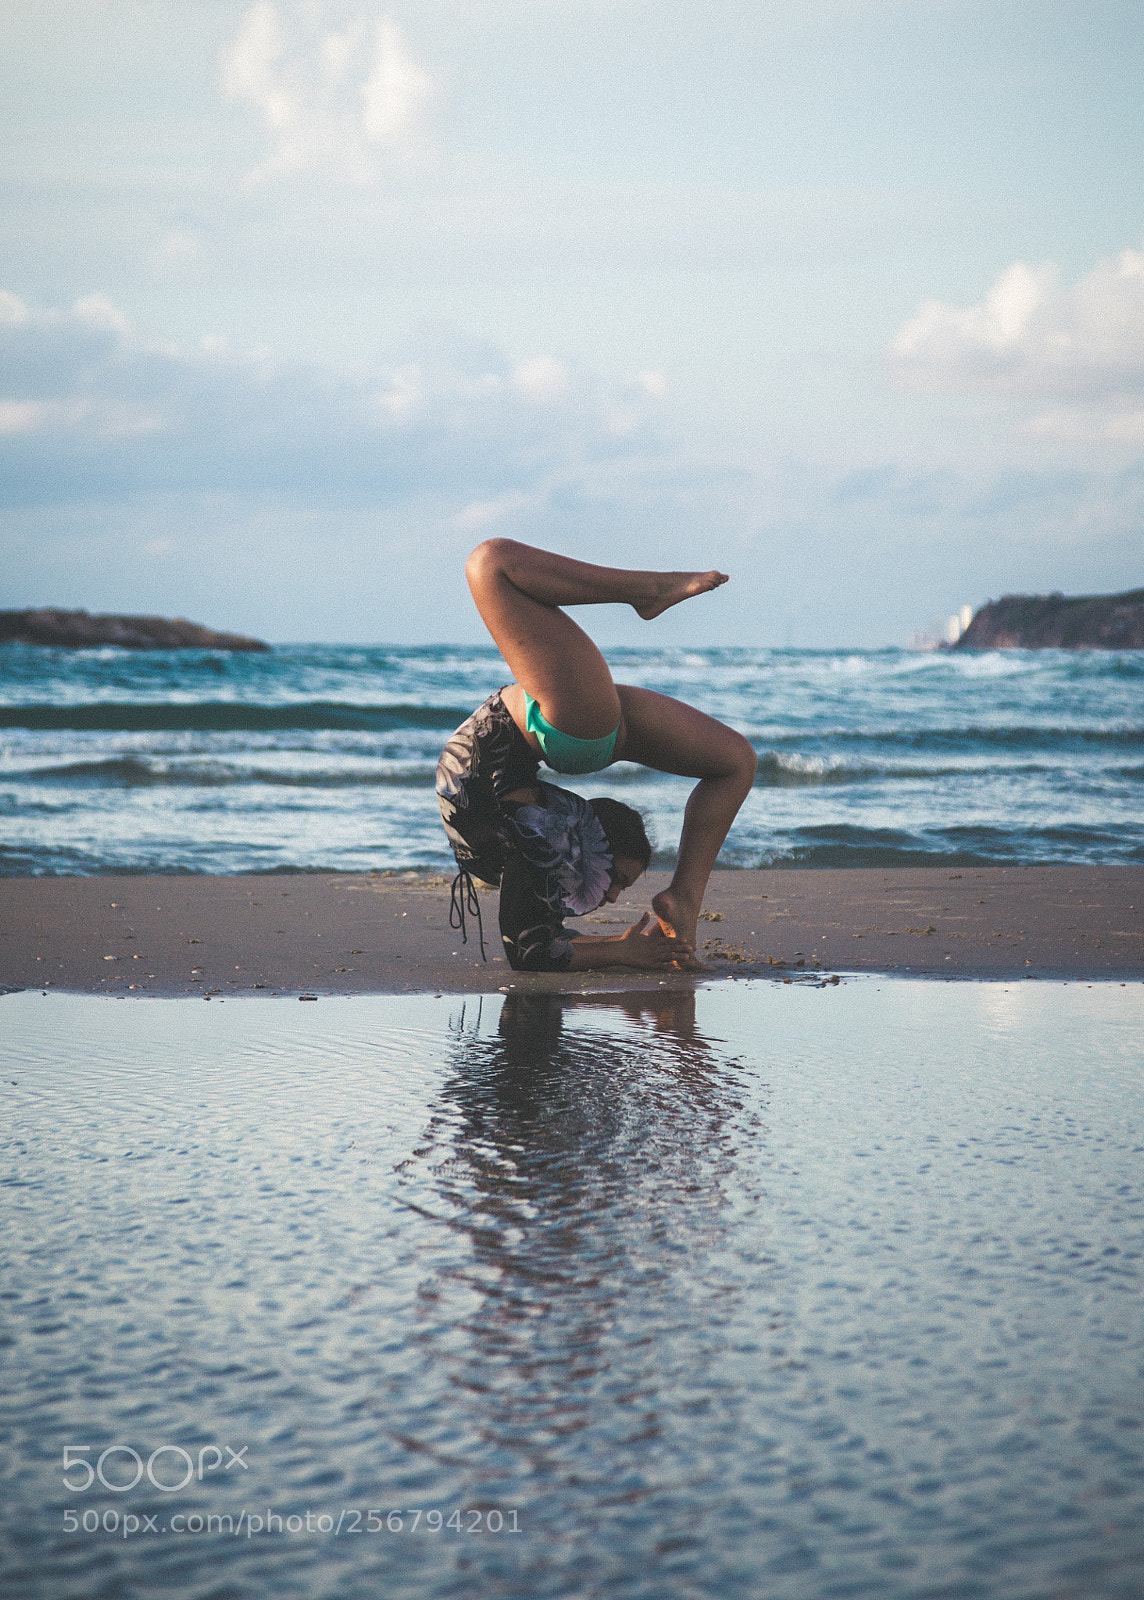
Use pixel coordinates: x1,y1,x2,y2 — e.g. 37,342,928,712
1,981,1142,1600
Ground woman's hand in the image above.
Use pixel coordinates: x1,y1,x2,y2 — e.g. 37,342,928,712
617,911,694,967
564,912,694,970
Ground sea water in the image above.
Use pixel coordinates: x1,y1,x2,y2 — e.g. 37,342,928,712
2,981,1141,1600
1,642,1142,875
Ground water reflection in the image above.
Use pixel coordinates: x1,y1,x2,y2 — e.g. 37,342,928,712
5,988,1141,1599
394,991,771,1503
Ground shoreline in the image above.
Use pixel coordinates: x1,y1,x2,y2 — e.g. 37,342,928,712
1,866,1140,996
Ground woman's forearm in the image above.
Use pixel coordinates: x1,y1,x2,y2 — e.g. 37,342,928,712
566,935,633,970
565,915,691,970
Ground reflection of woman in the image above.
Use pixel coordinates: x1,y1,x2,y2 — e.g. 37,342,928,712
437,540,757,971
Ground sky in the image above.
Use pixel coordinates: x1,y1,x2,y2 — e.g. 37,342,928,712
1,0,1143,646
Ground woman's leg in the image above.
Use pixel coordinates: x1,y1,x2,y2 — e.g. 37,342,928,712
464,539,727,740
616,686,758,956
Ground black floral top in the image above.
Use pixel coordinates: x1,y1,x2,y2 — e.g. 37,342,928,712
436,691,613,971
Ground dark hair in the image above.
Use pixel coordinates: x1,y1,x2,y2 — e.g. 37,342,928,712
589,797,652,868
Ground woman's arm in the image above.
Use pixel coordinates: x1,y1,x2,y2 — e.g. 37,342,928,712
566,913,692,970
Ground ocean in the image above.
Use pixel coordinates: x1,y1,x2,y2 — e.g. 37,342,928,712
1,641,1141,876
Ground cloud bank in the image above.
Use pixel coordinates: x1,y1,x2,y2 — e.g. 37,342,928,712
0,290,664,514
1,286,1139,646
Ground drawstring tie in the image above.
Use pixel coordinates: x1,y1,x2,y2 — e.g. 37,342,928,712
449,867,487,961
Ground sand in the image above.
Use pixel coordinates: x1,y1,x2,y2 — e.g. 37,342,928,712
1,866,1140,996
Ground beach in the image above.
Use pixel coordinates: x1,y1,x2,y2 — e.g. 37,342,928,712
3,864,1140,996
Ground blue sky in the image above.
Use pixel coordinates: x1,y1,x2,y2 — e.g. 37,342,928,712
1,0,1142,645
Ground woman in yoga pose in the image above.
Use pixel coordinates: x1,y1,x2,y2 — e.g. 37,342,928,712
436,540,757,971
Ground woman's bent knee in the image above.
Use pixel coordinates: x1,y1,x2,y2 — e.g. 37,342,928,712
464,538,518,594
464,539,498,593
699,726,756,789
729,731,757,788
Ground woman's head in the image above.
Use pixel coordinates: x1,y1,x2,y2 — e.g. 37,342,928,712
589,797,652,867
589,798,652,904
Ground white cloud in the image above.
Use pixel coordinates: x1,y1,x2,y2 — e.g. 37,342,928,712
0,400,48,434
451,491,538,532
71,294,132,335
369,362,424,421
635,369,666,398
510,356,572,405
0,292,30,328
150,228,203,274
360,19,432,150
1023,406,1144,446
892,242,1144,444
220,3,433,182
894,261,1057,372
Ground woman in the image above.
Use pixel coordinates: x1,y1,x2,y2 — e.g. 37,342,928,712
436,540,757,971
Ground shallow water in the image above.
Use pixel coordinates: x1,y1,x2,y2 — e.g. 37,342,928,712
2,980,1142,1599
2,641,1142,874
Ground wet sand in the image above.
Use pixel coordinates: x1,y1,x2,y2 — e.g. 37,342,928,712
1,866,1140,996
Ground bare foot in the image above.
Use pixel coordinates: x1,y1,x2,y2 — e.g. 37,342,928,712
635,570,728,622
652,886,708,971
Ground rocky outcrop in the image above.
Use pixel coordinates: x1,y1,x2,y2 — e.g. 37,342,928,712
0,609,270,651
955,590,1144,650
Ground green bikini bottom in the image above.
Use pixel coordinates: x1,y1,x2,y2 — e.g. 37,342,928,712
524,693,619,774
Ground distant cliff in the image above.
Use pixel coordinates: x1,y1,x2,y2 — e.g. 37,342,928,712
0,609,270,652
954,590,1144,650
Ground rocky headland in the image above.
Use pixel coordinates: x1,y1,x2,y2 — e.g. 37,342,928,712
955,589,1144,650
0,609,270,651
